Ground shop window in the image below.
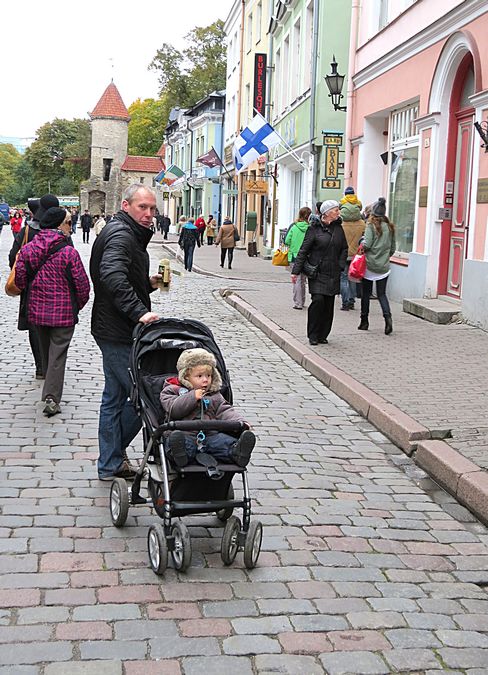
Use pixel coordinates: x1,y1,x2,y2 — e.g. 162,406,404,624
387,103,419,255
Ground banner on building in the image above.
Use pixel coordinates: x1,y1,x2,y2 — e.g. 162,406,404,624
233,113,280,173
157,164,185,186
196,147,224,169
253,53,267,117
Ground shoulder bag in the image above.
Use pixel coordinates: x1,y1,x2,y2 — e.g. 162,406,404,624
233,227,240,243
5,227,29,297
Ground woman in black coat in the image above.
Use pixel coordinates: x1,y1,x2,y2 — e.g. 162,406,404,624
292,200,348,345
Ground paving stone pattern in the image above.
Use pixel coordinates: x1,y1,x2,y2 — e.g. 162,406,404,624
166,238,488,471
0,230,487,673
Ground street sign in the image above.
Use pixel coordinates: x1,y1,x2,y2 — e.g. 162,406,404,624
245,180,268,195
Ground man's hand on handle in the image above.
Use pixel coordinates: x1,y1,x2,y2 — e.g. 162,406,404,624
139,312,159,324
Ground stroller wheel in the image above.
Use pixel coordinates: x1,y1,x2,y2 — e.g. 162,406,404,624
171,521,192,572
110,478,129,528
243,520,263,570
216,483,235,522
147,523,168,576
221,515,241,566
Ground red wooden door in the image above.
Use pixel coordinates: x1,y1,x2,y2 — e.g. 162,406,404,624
446,113,473,297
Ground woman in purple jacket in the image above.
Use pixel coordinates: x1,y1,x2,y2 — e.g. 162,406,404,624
15,207,90,417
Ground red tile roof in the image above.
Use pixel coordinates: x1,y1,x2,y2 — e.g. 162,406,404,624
121,155,165,173
156,143,166,158
91,82,130,121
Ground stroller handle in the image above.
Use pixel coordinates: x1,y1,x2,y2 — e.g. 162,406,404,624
153,419,245,439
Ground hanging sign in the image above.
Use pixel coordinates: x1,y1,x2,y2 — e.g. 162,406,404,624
253,53,267,117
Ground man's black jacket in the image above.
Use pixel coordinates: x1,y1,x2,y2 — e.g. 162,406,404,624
90,210,154,344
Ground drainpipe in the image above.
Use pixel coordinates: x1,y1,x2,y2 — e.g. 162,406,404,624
309,0,320,204
344,0,360,185
264,0,274,247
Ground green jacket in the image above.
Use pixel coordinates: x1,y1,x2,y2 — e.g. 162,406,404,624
285,220,309,262
363,220,396,274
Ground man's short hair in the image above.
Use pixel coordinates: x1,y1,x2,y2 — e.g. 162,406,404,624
122,183,156,203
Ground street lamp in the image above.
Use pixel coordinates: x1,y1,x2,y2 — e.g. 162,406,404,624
474,120,488,152
324,55,347,112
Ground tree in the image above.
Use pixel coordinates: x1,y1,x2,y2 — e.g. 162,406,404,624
0,144,22,201
25,118,91,195
128,98,168,156
149,20,226,120
5,159,34,204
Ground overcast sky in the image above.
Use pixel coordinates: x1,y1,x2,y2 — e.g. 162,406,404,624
3,0,232,140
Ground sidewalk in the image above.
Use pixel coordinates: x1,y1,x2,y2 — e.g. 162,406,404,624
160,235,488,523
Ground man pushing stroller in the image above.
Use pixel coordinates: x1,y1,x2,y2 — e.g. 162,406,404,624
160,348,256,468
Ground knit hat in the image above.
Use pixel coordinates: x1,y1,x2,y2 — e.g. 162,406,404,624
320,199,340,215
176,348,222,393
372,197,387,218
344,186,355,195
27,198,40,217
36,194,60,222
40,207,67,230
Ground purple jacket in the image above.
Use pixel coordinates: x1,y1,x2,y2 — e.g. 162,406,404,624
15,229,90,327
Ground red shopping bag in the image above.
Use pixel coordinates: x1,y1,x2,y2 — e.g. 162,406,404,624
348,247,366,281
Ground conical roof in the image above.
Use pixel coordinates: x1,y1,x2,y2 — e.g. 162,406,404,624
90,82,130,121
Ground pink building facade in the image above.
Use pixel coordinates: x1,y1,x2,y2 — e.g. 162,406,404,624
348,0,488,328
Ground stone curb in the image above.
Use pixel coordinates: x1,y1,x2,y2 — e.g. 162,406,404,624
222,290,488,526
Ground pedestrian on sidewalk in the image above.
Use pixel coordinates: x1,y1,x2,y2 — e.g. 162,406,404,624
215,217,236,269
291,200,348,346
71,208,78,234
178,217,200,272
94,214,106,237
177,215,187,235
80,210,92,243
339,187,365,311
358,197,396,335
195,213,206,246
10,211,23,237
161,214,171,240
90,184,162,481
205,215,216,245
15,207,90,417
285,206,311,310
9,194,60,380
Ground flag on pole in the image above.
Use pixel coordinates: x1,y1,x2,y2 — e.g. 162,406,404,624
233,113,281,173
159,164,185,186
154,168,166,184
196,147,223,168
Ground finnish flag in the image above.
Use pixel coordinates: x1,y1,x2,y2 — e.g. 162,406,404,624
233,113,281,173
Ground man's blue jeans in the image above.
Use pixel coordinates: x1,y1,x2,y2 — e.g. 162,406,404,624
184,243,196,271
96,339,141,478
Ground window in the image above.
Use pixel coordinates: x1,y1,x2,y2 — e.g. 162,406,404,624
274,48,281,115
246,13,253,52
387,103,419,255
103,159,112,182
291,19,301,102
140,177,145,184
282,35,290,109
256,2,262,43
245,83,251,120
378,0,388,30
304,2,313,91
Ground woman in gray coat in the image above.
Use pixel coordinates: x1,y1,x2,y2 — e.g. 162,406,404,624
292,200,348,345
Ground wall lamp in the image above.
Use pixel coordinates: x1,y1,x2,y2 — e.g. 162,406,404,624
324,55,347,112
474,120,488,152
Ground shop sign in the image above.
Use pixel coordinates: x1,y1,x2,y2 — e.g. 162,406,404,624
477,178,488,203
162,192,170,199
245,180,268,195
322,179,341,189
325,146,339,179
322,131,343,146
419,186,428,207
223,188,239,195
253,53,267,117
224,145,233,165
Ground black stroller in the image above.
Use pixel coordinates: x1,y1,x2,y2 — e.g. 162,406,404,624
108,317,263,575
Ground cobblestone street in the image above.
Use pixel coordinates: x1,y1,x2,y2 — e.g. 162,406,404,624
1,230,488,673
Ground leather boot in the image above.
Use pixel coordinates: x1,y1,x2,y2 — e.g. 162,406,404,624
384,315,393,335
358,317,369,331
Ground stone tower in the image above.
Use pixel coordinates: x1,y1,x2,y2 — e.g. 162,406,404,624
80,81,130,216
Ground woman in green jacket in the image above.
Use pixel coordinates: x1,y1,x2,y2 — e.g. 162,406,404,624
285,206,311,309
358,197,396,335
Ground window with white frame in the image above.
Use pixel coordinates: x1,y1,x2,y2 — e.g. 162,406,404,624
246,13,253,52
304,1,313,91
387,102,419,255
291,19,301,102
256,2,262,43
282,35,290,110
274,47,282,116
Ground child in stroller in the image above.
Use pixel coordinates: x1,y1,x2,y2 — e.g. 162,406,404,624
160,348,256,472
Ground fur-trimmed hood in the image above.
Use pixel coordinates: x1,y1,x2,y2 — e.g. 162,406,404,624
176,348,222,393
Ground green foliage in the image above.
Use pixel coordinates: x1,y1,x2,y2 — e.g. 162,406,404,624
25,118,91,195
148,20,226,125
0,144,22,201
128,98,169,156
5,159,34,204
